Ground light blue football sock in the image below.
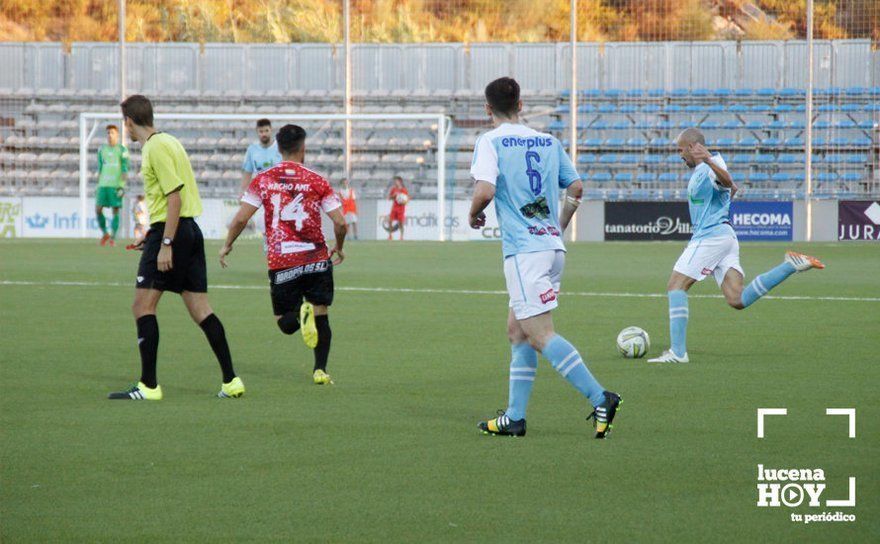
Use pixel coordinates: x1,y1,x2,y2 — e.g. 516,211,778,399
668,290,689,357
542,334,605,407
741,262,796,308
506,343,538,421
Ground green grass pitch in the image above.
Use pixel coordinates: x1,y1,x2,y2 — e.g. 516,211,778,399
1,239,878,542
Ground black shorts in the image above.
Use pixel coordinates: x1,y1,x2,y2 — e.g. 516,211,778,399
136,218,207,294
269,260,334,316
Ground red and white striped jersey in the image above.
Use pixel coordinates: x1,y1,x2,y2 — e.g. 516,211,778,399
242,161,341,270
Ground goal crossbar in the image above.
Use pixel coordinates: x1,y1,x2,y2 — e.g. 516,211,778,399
78,112,451,239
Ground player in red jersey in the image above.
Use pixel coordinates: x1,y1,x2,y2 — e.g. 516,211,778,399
220,124,347,385
386,175,409,240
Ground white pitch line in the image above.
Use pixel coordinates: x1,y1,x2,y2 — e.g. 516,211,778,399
1,279,878,302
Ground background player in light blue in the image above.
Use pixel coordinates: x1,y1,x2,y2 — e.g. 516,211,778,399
469,77,621,439
240,118,282,193
649,128,825,363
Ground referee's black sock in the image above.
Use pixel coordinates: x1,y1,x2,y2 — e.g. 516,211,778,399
313,314,331,372
277,312,301,335
199,314,237,383
136,315,159,388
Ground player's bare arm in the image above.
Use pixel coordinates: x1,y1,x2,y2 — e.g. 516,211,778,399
690,142,735,189
219,202,259,268
469,180,495,229
327,207,347,265
158,189,182,272
559,180,583,231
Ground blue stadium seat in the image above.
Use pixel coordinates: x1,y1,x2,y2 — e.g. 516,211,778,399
755,153,775,163
664,104,683,113
561,89,572,98
671,88,689,97
729,104,749,113
745,120,763,130
626,89,645,98
841,172,861,182
656,120,675,129
577,103,596,113
816,172,839,182
870,86,880,96
763,137,782,147
705,103,725,113
682,172,693,181
750,172,770,183
768,120,786,130
615,172,633,183
852,136,873,146
554,104,570,113
618,104,639,113
640,104,661,113
678,120,697,129
700,121,721,130
636,173,655,183
582,138,603,147
620,154,639,164
756,88,776,97
774,104,795,113
599,154,619,163
549,120,566,131
836,119,857,129
634,121,653,129
824,155,845,164
779,88,802,97
658,172,678,182
841,104,861,112
606,138,626,147
729,154,751,164
713,88,732,97
715,138,736,148
792,172,806,183
817,104,837,113
739,137,759,147
847,154,868,164
732,172,747,183
722,120,742,130
598,104,617,113
684,104,705,113
865,103,880,112
591,171,612,182
771,172,792,183
751,104,771,113
785,137,805,147
627,137,648,147
788,120,806,130
664,153,681,163
604,89,624,98
648,88,666,97
830,137,850,146
813,137,828,146
734,88,754,97
611,121,630,130
692,88,711,97
778,153,801,164
857,120,876,129
581,89,601,98
648,138,671,148
577,154,597,164
644,154,663,164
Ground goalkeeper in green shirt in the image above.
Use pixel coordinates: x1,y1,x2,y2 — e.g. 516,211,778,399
95,124,129,246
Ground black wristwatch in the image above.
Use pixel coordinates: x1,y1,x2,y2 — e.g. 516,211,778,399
162,237,173,247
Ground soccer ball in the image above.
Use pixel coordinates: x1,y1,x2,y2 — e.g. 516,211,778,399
395,193,409,205
616,326,650,358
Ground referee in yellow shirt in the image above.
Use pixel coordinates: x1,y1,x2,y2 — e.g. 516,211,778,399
108,95,245,400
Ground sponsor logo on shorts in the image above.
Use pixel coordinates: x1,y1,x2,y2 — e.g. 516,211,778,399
701,267,713,276
539,288,557,304
274,261,329,284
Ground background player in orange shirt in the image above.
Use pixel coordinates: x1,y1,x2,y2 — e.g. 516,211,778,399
220,124,347,385
386,175,409,241
338,177,358,240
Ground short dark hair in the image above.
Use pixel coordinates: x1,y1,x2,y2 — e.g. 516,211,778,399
120,95,154,127
256,118,272,128
276,124,306,154
393,175,403,183
484,77,520,117
106,124,118,131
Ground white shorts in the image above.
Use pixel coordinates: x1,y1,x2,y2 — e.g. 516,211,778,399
673,235,744,286
503,250,565,320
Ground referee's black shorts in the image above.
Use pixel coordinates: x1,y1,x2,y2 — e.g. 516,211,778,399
136,218,207,294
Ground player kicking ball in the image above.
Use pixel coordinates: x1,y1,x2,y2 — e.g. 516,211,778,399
108,95,244,400
648,128,824,364
469,77,621,439
220,124,347,385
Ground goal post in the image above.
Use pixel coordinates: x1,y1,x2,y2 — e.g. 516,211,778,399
78,112,451,240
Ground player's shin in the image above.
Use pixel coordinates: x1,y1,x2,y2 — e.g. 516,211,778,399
741,262,796,308
97,211,107,234
506,343,537,421
542,335,605,408
313,315,331,372
136,315,159,388
111,213,120,238
668,290,689,356
199,314,237,383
